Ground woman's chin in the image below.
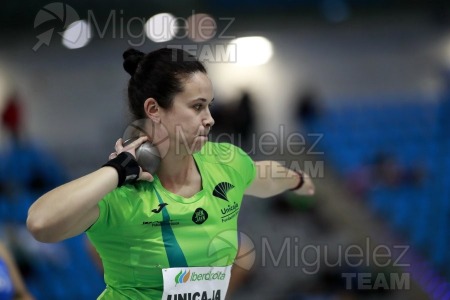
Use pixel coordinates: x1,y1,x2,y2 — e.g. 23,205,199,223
176,138,207,155
192,137,208,152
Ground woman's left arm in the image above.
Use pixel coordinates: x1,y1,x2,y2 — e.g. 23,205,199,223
245,161,315,198
0,243,34,300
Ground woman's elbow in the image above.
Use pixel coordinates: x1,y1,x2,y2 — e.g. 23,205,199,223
26,214,60,243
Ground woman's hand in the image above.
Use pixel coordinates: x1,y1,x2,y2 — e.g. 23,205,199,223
291,171,315,196
108,136,154,182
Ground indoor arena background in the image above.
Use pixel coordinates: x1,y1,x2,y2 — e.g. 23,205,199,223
1,1,450,299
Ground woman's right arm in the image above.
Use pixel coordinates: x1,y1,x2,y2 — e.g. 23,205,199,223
26,167,119,243
27,136,152,243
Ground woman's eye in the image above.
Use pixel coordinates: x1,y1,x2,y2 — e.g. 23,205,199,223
193,104,202,110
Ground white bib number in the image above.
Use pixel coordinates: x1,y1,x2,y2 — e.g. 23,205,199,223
162,265,232,300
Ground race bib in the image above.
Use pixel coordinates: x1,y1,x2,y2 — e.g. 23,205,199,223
162,265,232,300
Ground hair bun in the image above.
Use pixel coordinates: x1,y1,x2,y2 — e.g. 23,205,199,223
123,48,145,76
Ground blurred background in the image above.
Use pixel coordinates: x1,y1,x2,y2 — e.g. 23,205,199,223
1,0,450,299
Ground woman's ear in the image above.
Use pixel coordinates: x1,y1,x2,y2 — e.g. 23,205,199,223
144,98,160,123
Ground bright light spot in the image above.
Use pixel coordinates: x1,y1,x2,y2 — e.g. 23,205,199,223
145,13,178,43
230,36,273,66
187,13,216,42
61,20,91,49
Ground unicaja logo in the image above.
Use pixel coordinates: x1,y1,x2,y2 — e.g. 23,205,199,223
33,2,80,51
174,270,191,284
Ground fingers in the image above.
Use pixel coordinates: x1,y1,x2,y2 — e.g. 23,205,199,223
303,173,315,195
113,138,123,155
123,136,148,151
139,170,154,182
293,173,315,196
289,171,315,196
112,136,148,158
109,138,153,181
109,138,125,160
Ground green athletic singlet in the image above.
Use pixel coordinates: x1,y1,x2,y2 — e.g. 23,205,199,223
86,142,256,299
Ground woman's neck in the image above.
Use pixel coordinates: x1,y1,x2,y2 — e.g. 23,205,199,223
156,150,198,189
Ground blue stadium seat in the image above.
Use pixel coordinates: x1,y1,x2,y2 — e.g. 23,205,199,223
306,98,448,280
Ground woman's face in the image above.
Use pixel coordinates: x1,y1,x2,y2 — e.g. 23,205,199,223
160,71,215,154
